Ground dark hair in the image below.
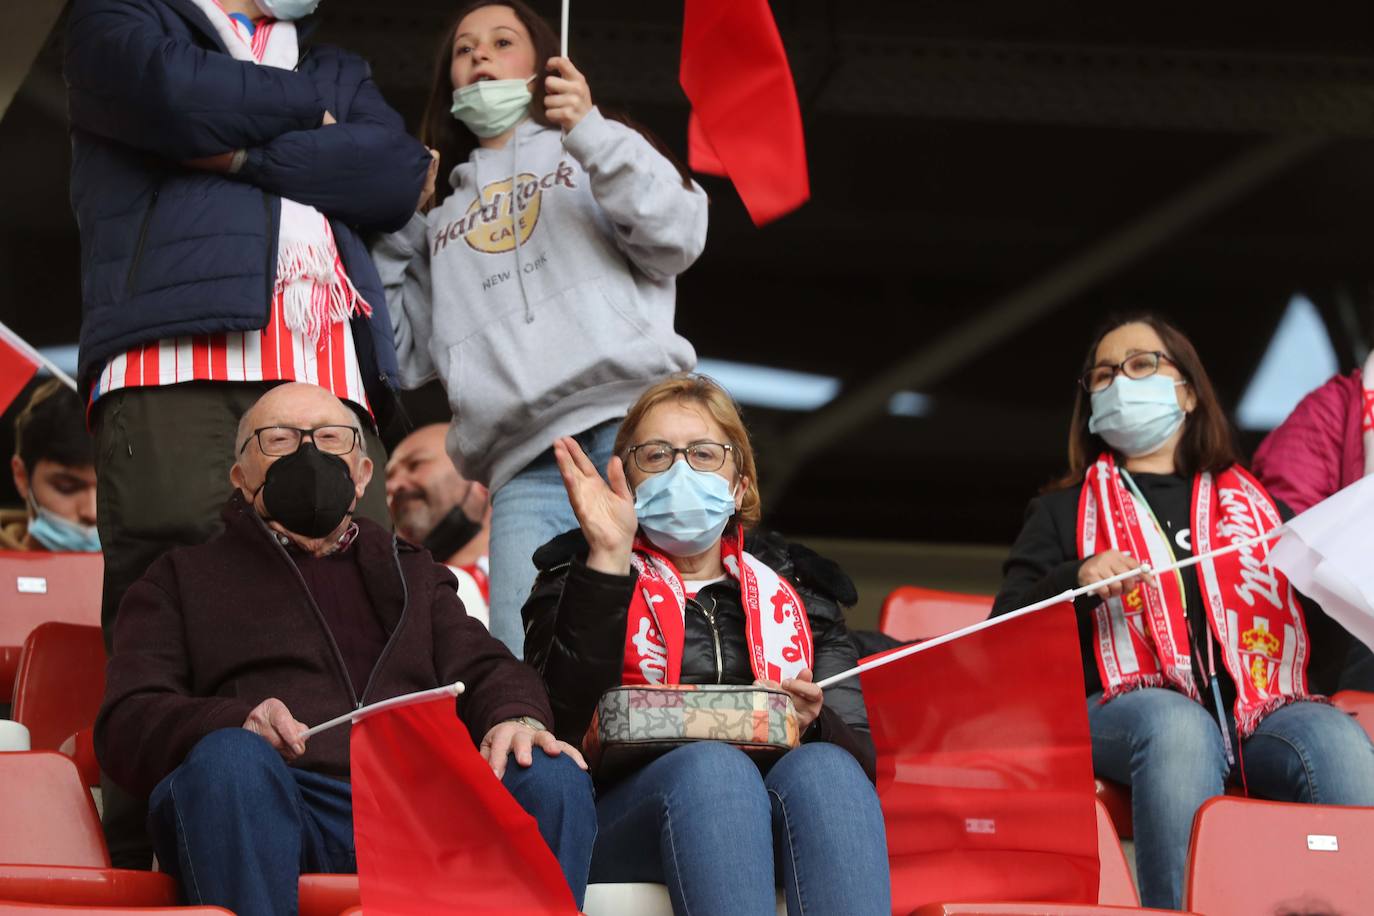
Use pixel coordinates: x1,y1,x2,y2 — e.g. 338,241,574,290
1053,312,1241,489
14,380,94,472
420,0,692,207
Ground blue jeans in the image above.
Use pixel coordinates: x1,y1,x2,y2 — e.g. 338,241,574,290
487,418,620,657
591,742,890,916
148,728,597,916
1088,688,1374,910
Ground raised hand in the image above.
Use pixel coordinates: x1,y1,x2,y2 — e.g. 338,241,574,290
553,435,637,575
543,57,593,132
418,147,441,213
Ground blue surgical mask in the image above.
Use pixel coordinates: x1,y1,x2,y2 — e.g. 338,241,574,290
27,494,100,553
633,460,738,557
450,76,535,138
1088,374,1187,458
252,0,321,20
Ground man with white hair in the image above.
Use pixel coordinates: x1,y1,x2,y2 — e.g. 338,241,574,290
96,383,595,916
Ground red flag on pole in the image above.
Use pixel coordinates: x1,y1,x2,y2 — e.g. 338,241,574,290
680,0,810,226
860,603,1099,912
0,323,43,415
350,697,580,915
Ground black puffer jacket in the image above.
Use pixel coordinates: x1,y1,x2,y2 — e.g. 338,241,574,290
522,528,876,782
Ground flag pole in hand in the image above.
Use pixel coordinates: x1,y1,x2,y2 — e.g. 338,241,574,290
302,681,465,740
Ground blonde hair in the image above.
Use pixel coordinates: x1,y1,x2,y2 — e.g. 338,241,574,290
615,374,762,529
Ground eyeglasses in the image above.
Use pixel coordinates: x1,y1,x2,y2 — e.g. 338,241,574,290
1079,351,1182,393
626,440,733,474
240,425,359,457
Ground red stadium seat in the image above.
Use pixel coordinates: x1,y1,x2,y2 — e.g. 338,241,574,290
0,751,177,908
12,623,106,751
57,728,99,788
1095,779,1133,839
1332,690,1374,743
297,873,359,916
0,551,103,705
0,904,230,915
909,906,1190,914
878,586,993,642
1185,797,1374,916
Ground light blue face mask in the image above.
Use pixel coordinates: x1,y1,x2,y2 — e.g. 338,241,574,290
1088,374,1187,458
252,0,321,21
27,494,100,553
633,459,738,557
450,76,535,138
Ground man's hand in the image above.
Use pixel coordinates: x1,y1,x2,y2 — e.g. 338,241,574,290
418,147,441,213
757,667,824,732
182,150,242,173
322,110,337,126
479,719,587,780
243,697,308,761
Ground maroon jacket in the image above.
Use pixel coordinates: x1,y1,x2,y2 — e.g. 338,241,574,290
1253,370,1365,514
96,494,551,798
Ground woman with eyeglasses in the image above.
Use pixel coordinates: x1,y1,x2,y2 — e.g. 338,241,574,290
522,374,890,916
993,314,1374,911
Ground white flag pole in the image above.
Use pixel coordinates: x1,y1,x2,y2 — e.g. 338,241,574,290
0,320,78,392
816,527,1285,690
560,0,569,58
301,681,464,740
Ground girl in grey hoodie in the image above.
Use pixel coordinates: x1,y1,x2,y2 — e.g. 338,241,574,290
372,0,708,656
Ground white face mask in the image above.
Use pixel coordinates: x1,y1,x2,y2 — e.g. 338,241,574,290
450,76,535,138
253,0,321,21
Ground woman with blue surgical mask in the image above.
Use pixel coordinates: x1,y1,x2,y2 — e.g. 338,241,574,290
993,314,1374,911
521,374,890,916
372,0,708,659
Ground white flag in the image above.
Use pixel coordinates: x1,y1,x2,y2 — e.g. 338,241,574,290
1270,473,1374,652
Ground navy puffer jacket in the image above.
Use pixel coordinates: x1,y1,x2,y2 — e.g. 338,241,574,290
65,0,431,427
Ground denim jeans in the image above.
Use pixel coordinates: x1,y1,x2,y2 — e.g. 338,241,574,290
487,418,620,657
148,728,597,916
1088,687,1374,910
591,742,890,916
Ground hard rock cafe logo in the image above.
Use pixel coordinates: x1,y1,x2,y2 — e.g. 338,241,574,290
431,161,576,256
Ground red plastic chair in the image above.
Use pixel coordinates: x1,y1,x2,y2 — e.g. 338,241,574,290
878,586,994,643
297,873,359,916
1185,797,1374,916
11,623,107,752
0,905,231,915
1332,689,1374,743
909,905,1189,914
0,751,177,907
0,551,103,705
1095,779,1133,839
57,727,100,788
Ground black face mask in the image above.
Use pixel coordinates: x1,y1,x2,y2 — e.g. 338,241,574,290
259,442,358,538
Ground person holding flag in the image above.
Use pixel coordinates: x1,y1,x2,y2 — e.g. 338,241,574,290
372,0,708,658
522,374,890,916
994,313,1374,911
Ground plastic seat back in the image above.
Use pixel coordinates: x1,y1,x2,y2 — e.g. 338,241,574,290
0,551,103,705
1185,797,1374,915
0,751,109,867
0,905,231,915
879,586,993,642
12,623,106,751
1332,689,1374,743
1095,798,1138,906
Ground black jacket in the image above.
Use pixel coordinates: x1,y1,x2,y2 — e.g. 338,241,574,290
993,471,1352,705
522,528,876,782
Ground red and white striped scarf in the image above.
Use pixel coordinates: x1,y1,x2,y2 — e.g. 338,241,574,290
622,529,814,686
1362,351,1374,476
1078,453,1314,736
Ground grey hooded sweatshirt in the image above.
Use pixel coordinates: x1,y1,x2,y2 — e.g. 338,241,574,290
372,109,707,490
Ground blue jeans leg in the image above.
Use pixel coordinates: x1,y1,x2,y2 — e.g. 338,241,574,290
1087,688,1228,911
591,742,776,916
501,751,598,909
765,743,890,916
146,729,354,916
1242,699,1374,804
487,419,620,657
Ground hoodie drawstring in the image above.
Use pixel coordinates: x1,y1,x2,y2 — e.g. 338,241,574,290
511,126,534,324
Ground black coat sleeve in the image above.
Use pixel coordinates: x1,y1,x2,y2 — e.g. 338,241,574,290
993,494,1099,621
801,592,877,782
522,558,637,747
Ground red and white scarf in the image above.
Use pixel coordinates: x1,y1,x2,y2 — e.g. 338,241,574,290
1078,453,1313,736
192,0,370,341
1362,351,1374,476
622,529,814,686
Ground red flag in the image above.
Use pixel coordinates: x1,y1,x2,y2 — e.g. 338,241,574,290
350,697,579,915
860,604,1099,913
0,324,42,415
680,0,810,226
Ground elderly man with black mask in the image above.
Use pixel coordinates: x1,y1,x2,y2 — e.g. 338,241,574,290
95,383,595,916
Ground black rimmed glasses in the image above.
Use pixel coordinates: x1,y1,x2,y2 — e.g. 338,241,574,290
240,425,360,457
1080,351,1181,393
626,440,734,474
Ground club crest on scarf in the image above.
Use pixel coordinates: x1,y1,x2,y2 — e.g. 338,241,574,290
622,529,813,687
